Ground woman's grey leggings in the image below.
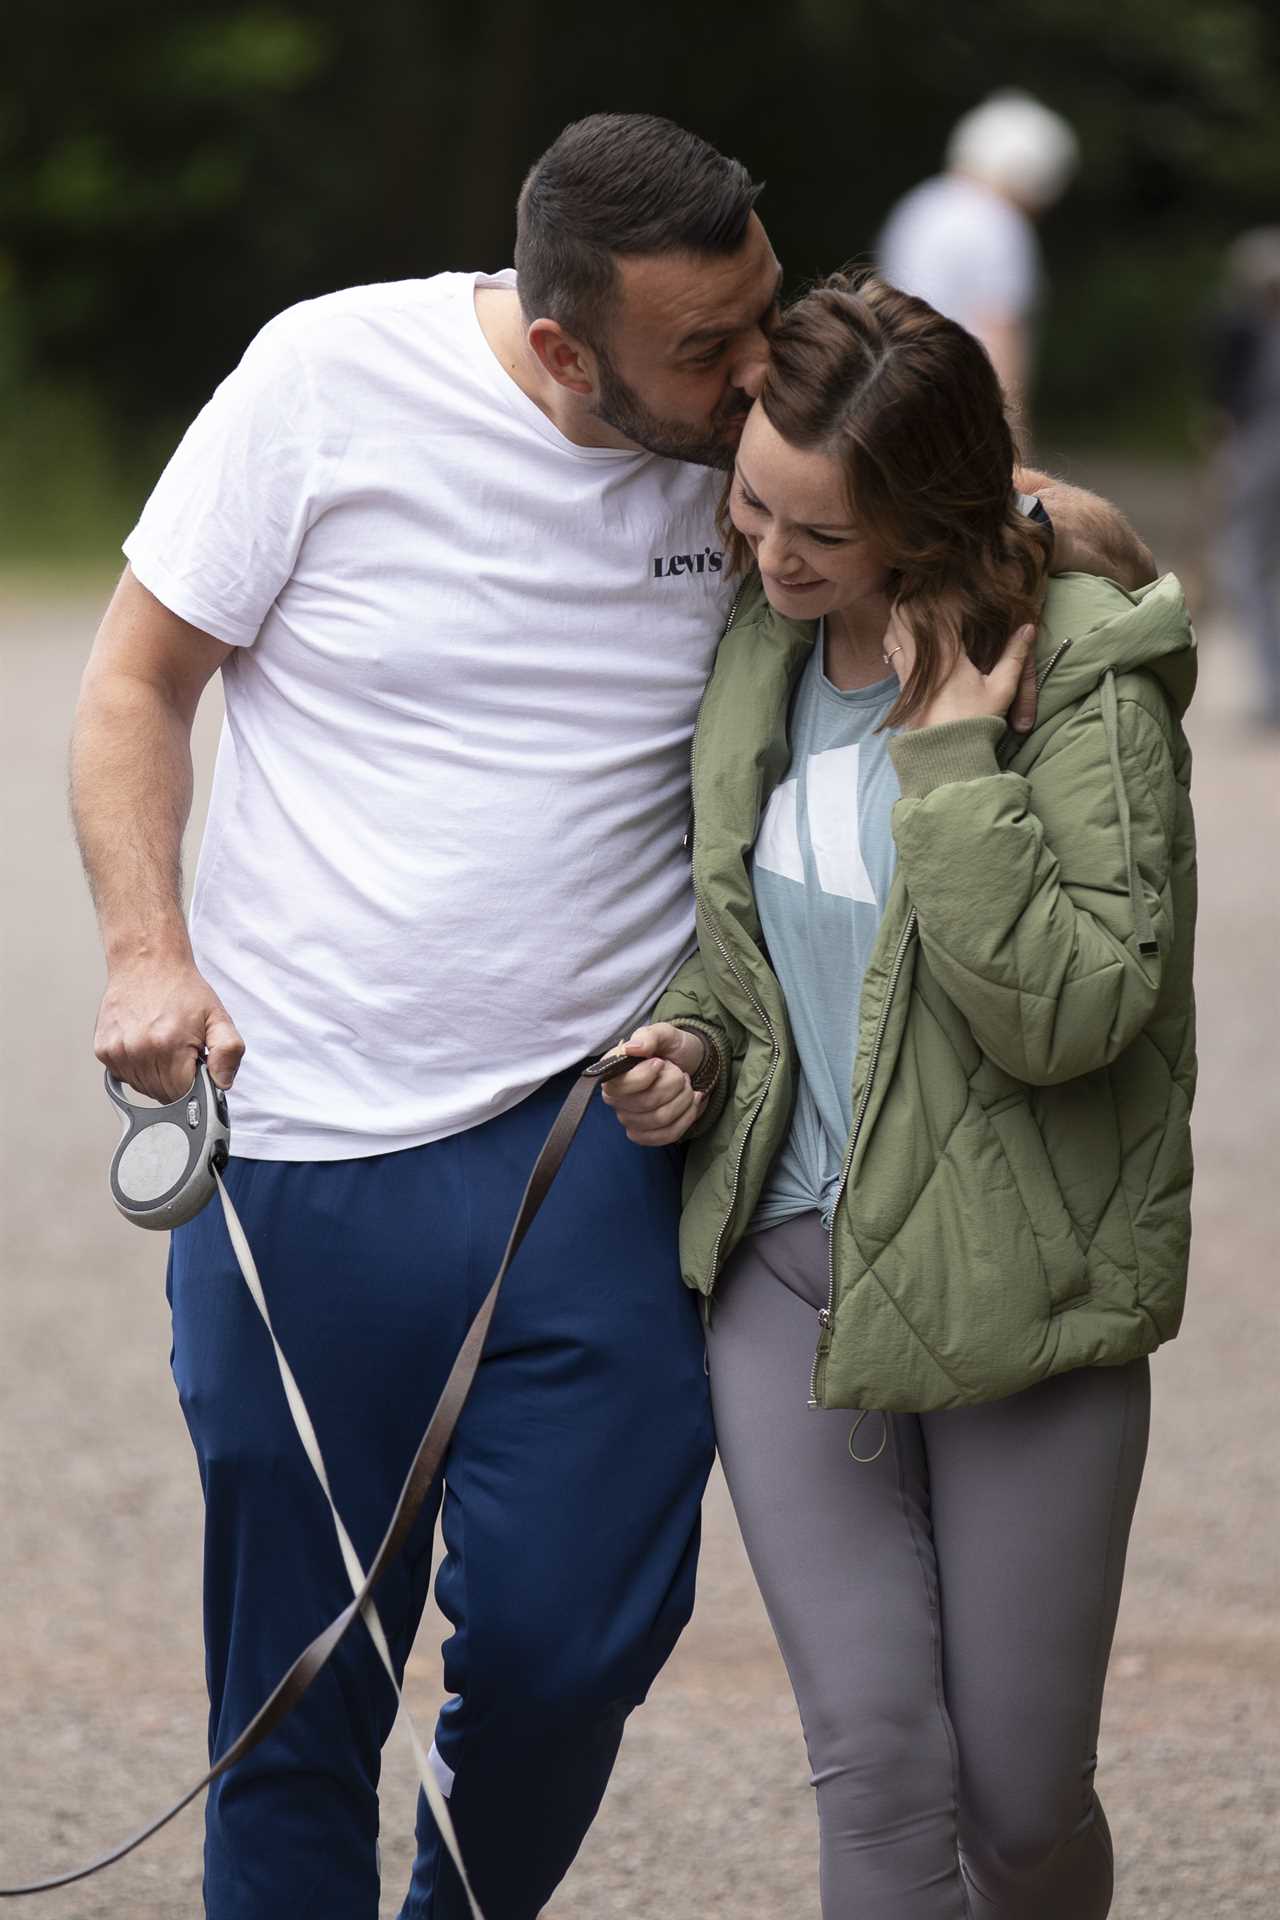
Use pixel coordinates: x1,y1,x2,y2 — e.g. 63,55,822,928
707,1212,1150,1920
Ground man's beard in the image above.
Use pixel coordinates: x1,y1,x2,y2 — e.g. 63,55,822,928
591,349,750,470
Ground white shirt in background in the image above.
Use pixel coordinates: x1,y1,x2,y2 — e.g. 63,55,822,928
124,271,734,1159
877,173,1040,331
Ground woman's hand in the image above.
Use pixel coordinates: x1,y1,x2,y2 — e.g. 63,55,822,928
884,605,1038,732
600,1023,709,1145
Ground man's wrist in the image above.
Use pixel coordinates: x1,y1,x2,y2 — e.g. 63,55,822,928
1017,469,1155,588
103,920,194,970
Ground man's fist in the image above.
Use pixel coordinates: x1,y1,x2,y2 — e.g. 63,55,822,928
94,956,244,1103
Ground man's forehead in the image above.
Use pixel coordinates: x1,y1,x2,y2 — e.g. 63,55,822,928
613,215,781,344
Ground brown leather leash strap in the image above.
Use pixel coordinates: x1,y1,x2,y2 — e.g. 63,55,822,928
0,1052,632,1902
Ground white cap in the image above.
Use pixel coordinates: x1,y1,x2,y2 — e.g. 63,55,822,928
947,89,1079,211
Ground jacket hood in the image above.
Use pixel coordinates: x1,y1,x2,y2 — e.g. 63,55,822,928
1025,570,1195,968
1034,571,1196,723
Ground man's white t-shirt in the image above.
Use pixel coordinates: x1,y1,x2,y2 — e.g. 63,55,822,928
124,272,735,1159
877,173,1040,332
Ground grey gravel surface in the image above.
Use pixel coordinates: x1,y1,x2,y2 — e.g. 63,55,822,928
1,470,1276,1917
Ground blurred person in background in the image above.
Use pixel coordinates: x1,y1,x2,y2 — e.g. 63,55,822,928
604,273,1194,1919
1206,226,1280,728
878,89,1078,433
69,110,1152,1920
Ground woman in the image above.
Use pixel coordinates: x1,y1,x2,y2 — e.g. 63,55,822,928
603,273,1196,1918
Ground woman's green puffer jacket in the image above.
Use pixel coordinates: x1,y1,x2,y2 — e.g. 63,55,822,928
656,568,1197,1412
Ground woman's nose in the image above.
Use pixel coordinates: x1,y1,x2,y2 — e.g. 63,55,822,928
757,523,795,576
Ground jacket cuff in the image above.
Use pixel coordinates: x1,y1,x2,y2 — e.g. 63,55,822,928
671,1017,732,1133
889,717,1006,797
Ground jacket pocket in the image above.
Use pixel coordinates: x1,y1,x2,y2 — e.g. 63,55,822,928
985,1094,1089,1313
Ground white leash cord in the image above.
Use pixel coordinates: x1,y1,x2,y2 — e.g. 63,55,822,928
214,1170,484,1920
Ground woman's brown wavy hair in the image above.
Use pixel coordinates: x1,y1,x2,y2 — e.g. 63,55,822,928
727,271,1049,729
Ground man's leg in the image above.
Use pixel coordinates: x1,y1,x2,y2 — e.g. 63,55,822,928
402,1071,714,1920
169,1140,475,1919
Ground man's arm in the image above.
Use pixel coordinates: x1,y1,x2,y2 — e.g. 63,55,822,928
1018,467,1157,590
71,565,244,1101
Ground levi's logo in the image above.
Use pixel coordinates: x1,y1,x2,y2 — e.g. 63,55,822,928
653,547,724,579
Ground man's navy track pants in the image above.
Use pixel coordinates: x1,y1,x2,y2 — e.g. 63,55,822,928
167,1065,714,1919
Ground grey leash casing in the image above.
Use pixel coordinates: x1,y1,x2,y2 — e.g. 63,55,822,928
106,1062,230,1230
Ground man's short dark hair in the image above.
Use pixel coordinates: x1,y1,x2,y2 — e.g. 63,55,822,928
514,113,762,343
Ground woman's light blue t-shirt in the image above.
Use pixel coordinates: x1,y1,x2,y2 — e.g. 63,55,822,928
751,630,900,1230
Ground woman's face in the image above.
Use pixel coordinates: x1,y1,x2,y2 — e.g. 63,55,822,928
729,403,892,620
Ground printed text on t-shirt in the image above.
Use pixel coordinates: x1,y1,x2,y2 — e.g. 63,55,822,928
653,547,724,578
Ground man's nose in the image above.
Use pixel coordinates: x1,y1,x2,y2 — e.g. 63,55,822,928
732,329,771,400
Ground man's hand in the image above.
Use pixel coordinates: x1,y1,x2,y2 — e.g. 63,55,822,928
1018,468,1157,590
94,953,244,1102
1008,638,1039,734
600,1023,708,1145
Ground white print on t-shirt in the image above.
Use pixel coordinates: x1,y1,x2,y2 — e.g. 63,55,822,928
755,746,878,905
755,779,804,884
807,746,877,903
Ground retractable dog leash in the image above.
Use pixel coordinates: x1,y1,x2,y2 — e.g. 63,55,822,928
1,1045,637,1910
106,1062,230,1228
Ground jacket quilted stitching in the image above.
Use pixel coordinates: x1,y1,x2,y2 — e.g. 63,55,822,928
657,569,1197,1411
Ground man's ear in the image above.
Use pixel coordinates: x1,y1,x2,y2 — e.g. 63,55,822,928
527,318,597,396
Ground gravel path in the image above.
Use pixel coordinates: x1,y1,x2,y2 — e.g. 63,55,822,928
2,480,1276,1915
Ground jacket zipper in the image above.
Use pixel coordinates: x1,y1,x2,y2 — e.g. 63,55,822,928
809,906,917,1406
1039,637,1072,686
685,580,784,1300
697,887,781,1299
1000,637,1073,764
807,631,1075,1404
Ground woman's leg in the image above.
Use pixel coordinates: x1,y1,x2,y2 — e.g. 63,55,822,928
920,1360,1151,1920
708,1214,970,1920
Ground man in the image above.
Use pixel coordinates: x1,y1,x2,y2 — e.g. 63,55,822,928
1206,228,1280,726
71,112,1152,1920
878,89,1078,428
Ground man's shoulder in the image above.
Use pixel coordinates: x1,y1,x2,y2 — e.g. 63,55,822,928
245,273,475,370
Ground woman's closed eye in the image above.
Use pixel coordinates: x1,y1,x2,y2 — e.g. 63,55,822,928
736,484,851,544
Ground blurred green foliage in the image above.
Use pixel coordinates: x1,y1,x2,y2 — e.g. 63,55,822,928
2,0,1277,561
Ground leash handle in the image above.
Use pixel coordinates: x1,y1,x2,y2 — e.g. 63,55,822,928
1,1062,608,1900
105,1062,230,1231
